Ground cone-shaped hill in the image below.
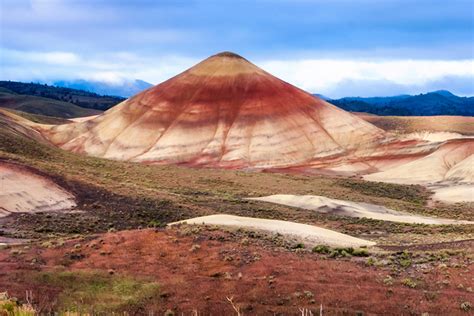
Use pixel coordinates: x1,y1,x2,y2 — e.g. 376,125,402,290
43,52,387,169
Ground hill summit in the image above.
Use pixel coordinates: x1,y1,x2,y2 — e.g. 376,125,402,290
44,52,386,169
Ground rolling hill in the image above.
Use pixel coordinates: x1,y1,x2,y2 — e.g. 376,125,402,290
0,81,125,111
42,51,386,167
0,87,101,119
327,90,474,116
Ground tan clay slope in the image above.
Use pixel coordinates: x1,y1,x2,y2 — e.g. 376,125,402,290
364,139,474,184
42,52,386,169
0,162,76,217
248,195,472,225
0,109,49,143
356,114,474,135
171,214,375,247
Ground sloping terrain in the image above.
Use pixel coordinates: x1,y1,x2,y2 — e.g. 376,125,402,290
331,90,474,116
249,195,472,224
0,81,124,111
0,161,75,217
400,131,474,143
0,101,473,314
0,53,471,205
365,139,474,184
0,109,49,142
42,52,387,168
171,214,376,247
364,139,474,203
0,88,101,118
4,109,72,125
356,113,474,135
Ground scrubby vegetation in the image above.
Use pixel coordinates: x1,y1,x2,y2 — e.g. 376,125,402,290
312,245,370,257
336,179,429,205
33,271,160,313
0,88,101,118
0,120,472,242
0,292,35,315
0,81,124,111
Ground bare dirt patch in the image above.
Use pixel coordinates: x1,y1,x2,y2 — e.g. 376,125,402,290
0,161,75,217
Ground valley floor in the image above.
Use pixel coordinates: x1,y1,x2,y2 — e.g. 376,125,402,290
1,227,473,315
0,111,473,314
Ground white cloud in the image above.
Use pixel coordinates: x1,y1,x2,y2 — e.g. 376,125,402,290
1,48,473,97
257,59,474,96
2,49,80,65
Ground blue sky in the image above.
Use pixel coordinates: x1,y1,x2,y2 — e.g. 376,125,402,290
1,0,473,97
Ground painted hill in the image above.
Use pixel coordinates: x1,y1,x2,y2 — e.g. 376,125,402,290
328,91,474,116
43,52,387,168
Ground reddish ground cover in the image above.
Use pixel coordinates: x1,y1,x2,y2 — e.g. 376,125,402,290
1,228,472,315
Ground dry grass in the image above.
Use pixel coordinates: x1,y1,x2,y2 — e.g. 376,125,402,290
357,114,474,135
0,119,472,245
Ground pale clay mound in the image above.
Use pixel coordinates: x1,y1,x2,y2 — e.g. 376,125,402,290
363,139,474,203
248,195,473,225
68,115,100,123
170,214,375,248
402,131,474,143
0,162,76,217
430,185,474,203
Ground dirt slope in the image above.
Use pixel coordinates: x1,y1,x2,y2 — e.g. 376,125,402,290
171,214,376,247
364,139,474,184
249,195,473,224
0,161,75,217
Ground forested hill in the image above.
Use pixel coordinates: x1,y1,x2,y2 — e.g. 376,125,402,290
0,81,125,111
321,90,474,116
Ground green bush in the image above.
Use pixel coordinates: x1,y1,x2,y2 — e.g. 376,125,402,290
401,278,417,288
292,243,305,249
352,248,370,257
312,245,330,254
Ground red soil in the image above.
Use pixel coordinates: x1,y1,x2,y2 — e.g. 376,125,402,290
1,228,472,315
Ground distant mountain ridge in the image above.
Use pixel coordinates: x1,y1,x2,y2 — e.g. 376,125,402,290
319,91,474,116
53,79,153,98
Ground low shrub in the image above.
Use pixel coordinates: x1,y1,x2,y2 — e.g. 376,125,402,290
312,245,330,254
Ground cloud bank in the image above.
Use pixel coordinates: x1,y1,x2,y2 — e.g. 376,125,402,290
1,0,473,97
2,49,472,97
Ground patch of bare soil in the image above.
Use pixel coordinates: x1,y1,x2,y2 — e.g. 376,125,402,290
0,161,75,217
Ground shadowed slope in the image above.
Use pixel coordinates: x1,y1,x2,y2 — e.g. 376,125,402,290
42,52,386,169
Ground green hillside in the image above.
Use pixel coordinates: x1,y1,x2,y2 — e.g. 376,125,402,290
0,81,124,111
0,88,101,118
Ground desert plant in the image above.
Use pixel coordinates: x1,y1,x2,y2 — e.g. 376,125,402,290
460,301,472,312
352,248,370,257
401,278,417,288
0,291,36,316
312,245,330,254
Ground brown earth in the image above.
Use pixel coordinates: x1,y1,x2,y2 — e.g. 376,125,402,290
1,227,473,315
356,114,474,135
